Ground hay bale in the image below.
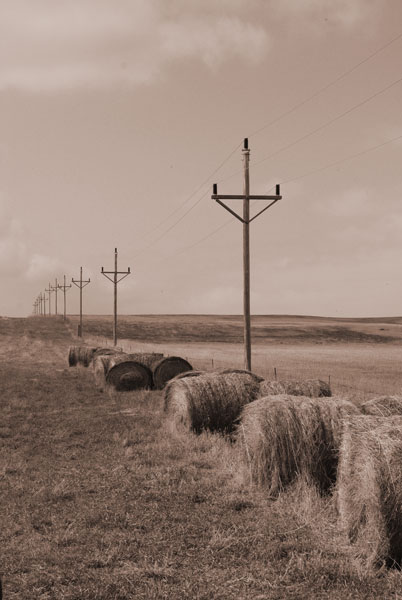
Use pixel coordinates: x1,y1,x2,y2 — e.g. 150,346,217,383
259,379,331,398
68,346,98,367
92,347,124,359
337,415,402,570
238,394,359,496
68,346,78,367
361,395,402,417
164,371,260,434
105,355,153,391
221,369,264,383
153,356,193,390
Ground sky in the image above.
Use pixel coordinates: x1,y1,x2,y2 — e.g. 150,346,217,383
1,0,402,318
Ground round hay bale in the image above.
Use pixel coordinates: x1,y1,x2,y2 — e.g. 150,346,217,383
220,369,264,383
68,346,78,367
361,395,402,417
92,347,124,359
337,415,402,570
153,356,193,390
259,379,331,398
238,394,359,496
93,355,113,389
105,355,153,391
164,371,260,434
68,346,98,367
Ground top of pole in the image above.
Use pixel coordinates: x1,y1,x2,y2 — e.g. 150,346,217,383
243,138,248,150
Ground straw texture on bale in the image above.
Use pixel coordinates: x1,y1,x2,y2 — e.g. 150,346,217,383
238,395,359,496
361,395,402,417
153,356,193,390
92,347,124,359
337,415,402,570
68,346,98,368
93,355,115,389
164,371,260,434
221,369,264,383
168,370,204,383
259,379,331,398
105,355,154,391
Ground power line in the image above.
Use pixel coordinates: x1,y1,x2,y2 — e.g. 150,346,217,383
249,30,402,139
131,33,402,261
148,130,402,263
131,32,402,258
134,141,242,246
219,72,402,185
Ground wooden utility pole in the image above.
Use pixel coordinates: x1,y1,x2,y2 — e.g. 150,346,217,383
43,290,48,317
72,267,91,337
58,275,72,321
101,248,131,346
51,278,59,315
45,283,52,316
212,138,282,371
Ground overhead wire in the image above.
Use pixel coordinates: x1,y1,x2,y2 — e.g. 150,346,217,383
248,30,402,138
133,30,402,259
133,140,242,247
137,130,402,268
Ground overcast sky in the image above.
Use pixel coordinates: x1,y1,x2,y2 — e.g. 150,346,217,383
1,0,402,318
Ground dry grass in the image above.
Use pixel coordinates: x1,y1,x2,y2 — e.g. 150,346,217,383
164,371,260,435
259,378,331,397
238,394,360,496
361,396,402,417
337,415,402,572
153,356,193,390
5,317,402,598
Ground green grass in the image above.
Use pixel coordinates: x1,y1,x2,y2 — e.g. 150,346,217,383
1,316,402,598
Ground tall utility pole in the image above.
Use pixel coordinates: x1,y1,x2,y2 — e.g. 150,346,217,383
51,278,59,316
58,275,72,321
101,248,131,346
45,282,52,316
212,138,282,371
72,267,91,337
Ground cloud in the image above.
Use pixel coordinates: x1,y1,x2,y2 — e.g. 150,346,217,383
0,0,270,91
25,254,64,282
272,0,381,29
0,203,65,283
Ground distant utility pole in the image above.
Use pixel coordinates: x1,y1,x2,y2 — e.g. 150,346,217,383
101,248,131,346
58,275,72,321
43,290,48,317
51,278,59,316
45,282,52,316
72,267,90,338
212,138,282,371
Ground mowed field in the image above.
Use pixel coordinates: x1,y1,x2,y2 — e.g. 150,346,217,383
2,316,402,599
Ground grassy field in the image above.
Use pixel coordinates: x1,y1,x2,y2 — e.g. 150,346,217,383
69,314,402,397
2,316,402,598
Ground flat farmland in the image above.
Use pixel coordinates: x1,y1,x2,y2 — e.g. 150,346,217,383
3,316,402,599
69,314,402,397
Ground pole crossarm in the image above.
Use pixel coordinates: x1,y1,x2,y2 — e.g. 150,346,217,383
212,185,282,225
101,270,131,284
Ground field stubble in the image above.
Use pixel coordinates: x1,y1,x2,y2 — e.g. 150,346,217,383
2,316,402,598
